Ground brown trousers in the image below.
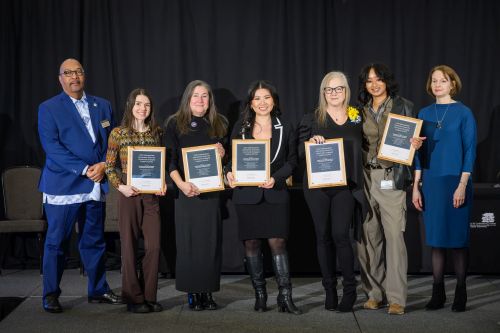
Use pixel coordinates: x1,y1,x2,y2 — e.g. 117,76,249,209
118,193,161,304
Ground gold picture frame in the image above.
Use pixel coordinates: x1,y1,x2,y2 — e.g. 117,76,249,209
181,144,224,193
305,138,347,189
231,139,270,186
126,146,166,194
377,113,423,166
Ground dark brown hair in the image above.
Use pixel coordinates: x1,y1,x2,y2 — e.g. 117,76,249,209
121,88,160,135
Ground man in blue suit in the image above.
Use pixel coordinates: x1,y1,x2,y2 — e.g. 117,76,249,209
38,58,122,313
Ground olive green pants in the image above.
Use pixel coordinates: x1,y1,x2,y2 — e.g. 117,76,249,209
357,168,408,306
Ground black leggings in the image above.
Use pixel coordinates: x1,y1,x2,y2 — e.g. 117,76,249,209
303,188,355,289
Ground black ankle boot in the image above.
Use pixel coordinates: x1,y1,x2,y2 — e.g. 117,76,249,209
324,288,338,311
425,282,446,310
245,255,268,312
188,293,203,311
272,253,302,315
201,293,217,310
451,284,467,312
337,281,357,312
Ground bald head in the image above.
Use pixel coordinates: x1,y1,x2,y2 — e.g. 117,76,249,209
59,58,83,74
58,58,85,99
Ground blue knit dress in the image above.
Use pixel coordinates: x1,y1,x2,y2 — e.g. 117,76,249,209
414,102,477,248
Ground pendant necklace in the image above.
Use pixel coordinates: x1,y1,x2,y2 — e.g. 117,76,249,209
434,103,450,129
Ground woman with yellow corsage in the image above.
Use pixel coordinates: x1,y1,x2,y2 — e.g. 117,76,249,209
298,71,365,312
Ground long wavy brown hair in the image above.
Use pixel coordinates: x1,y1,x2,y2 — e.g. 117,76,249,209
169,80,227,138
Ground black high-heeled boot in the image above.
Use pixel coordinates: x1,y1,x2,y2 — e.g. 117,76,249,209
337,279,357,312
325,288,338,311
201,292,217,310
323,278,338,311
425,282,446,310
272,253,302,315
451,284,467,312
245,255,268,312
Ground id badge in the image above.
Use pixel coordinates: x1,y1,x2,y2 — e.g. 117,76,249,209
380,180,394,190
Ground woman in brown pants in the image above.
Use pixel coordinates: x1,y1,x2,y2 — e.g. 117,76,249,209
105,88,165,313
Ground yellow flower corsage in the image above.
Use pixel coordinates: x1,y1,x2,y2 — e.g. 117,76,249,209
347,106,361,124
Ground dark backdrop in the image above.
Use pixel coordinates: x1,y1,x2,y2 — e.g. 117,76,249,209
1,0,500,271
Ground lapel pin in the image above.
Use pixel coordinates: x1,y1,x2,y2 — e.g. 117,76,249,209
93,103,97,107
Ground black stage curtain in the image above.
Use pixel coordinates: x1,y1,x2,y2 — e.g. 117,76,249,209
1,0,500,270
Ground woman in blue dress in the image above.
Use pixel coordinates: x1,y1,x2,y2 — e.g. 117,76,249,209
412,65,477,312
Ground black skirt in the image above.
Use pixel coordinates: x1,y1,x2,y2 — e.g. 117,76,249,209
235,199,289,240
174,192,222,292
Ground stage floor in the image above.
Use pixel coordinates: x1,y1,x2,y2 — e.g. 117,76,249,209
1,270,499,332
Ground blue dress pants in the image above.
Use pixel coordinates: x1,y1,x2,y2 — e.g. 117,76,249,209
42,201,110,299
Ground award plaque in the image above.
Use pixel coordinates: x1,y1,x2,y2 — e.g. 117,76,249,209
231,139,270,186
305,139,347,189
126,146,166,193
377,113,423,166
181,144,224,192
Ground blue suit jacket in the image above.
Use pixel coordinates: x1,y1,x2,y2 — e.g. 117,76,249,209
38,92,114,195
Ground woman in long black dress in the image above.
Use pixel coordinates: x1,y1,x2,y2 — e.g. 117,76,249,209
298,71,364,312
226,80,300,314
164,80,228,311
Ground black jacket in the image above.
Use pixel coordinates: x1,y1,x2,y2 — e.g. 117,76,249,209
227,116,297,204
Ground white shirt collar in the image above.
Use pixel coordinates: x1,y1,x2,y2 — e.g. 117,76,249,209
69,92,87,104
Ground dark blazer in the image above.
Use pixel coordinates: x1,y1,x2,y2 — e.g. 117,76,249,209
38,92,114,195
228,116,297,204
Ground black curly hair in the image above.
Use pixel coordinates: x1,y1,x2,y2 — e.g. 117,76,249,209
357,63,399,106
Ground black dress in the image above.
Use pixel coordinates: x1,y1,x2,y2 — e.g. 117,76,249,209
229,117,297,240
164,115,227,292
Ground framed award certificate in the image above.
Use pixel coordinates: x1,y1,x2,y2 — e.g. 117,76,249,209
377,113,423,166
231,139,270,186
182,144,224,193
305,139,347,189
126,146,166,193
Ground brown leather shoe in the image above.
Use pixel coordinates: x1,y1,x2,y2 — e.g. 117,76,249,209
363,299,383,310
388,303,405,315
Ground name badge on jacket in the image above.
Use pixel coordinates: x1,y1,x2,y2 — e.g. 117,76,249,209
101,120,110,128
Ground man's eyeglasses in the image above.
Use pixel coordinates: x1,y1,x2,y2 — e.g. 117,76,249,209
323,86,345,94
60,69,85,77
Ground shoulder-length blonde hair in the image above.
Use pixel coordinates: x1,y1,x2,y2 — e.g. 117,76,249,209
315,71,351,127
171,80,227,138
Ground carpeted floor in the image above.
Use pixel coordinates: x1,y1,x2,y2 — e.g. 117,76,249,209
1,270,499,332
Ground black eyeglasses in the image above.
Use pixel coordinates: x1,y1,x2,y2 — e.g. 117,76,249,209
323,86,345,94
59,69,85,77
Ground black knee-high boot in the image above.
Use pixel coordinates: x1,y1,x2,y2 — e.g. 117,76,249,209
245,255,268,312
272,253,302,315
